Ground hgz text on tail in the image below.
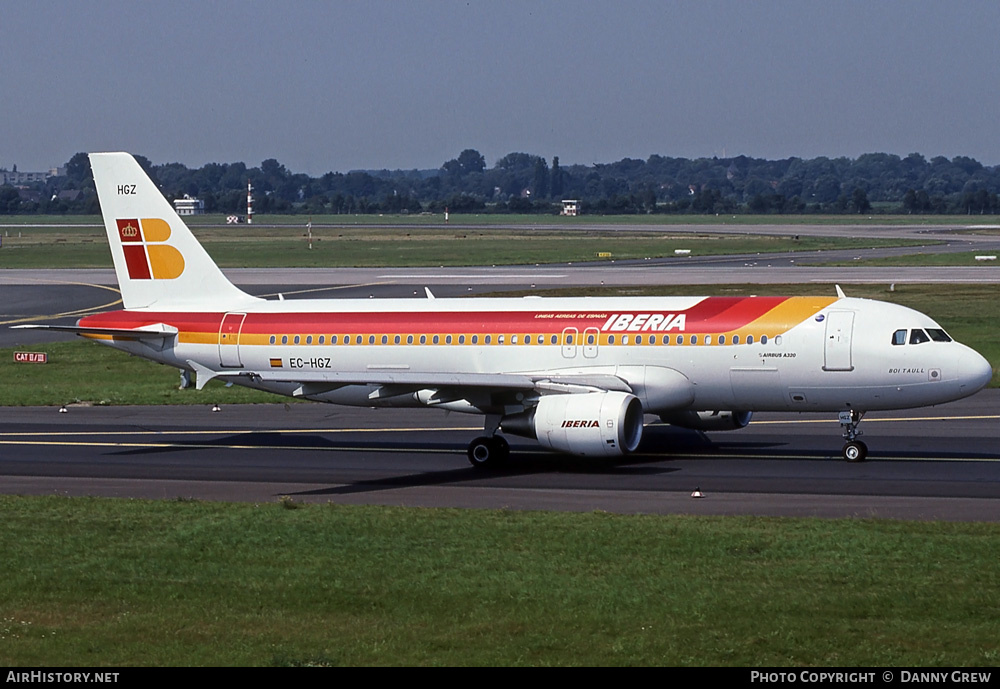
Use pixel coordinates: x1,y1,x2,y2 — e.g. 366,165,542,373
89,152,258,310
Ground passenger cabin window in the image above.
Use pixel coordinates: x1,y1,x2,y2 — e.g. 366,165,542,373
892,329,907,346
909,329,930,345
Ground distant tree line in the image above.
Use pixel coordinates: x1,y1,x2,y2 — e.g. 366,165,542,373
3,149,1000,216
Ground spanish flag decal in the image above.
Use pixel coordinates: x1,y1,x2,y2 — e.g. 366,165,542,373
116,218,185,280
269,358,283,368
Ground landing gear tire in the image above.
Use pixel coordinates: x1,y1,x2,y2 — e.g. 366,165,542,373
467,435,510,469
842,440,868,463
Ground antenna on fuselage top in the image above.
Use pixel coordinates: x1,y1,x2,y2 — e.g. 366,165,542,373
835,284,846,298
424,287,436,300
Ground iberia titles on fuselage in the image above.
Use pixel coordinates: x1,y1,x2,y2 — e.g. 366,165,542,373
17,153,993,466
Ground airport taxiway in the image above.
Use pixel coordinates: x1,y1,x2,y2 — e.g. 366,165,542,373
1,391,998,521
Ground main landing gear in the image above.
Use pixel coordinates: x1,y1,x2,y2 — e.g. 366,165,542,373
839,410,868,462
467,435,510,468
467,414,510,469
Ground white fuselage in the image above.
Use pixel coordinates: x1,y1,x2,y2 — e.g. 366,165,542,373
86,294,992,417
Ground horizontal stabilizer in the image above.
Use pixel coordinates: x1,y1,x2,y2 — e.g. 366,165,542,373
12,323,179,340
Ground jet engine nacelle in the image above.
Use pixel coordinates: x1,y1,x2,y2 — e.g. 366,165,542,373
659,409,753,431
502,391,643,457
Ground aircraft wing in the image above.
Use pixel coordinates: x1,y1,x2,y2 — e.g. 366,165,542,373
191,364,633,398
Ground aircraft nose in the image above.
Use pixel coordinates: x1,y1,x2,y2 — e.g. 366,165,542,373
958,347,993,393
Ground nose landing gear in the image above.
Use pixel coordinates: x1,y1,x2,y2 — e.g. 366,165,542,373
839,410,868,462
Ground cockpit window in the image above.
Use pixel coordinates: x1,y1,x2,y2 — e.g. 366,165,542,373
909,329,930,345
892,329,907,346
926,328,952,342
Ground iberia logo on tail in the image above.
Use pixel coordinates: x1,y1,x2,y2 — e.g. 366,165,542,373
116,218,185,279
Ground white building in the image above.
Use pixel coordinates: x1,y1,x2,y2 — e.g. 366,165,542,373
0,167,56,185
173,195,205,215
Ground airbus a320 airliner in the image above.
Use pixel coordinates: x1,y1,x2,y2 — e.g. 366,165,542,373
17,153,993,465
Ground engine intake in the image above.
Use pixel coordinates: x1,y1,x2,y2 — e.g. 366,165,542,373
502,391,643,457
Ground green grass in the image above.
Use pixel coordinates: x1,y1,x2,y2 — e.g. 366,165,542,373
0,497,997,666
0,223,929,269
0,341,280,406
3,283,997,407
0,215,104,225
818,250,1000,267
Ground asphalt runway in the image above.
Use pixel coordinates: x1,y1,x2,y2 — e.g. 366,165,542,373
1,390,998,521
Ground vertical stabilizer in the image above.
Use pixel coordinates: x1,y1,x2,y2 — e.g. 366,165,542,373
89,152,259,309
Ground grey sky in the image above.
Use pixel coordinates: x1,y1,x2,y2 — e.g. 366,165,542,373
3,1,1000,175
